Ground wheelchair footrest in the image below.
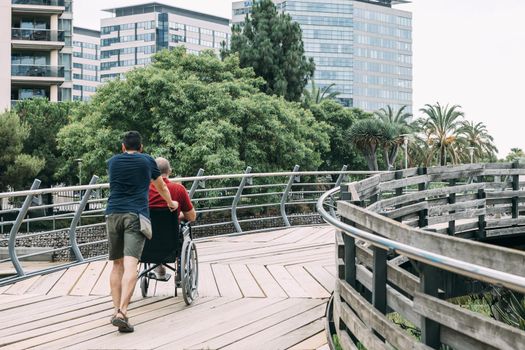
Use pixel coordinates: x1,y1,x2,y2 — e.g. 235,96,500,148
147,272,172,282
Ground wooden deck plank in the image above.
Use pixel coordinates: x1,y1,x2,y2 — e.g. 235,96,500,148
47,264,88,296
273,227,319,244
266,319,325,350
247,265,288,298
71,297,239,350
0,294,56,312
185,298,322,350
221,303,326,349
3,275,40,295
212,264,243,298
7,295,178,350
25,270,66,295
70,261,107,296
267,265,309,298
286,265,331,299
90,260,112,296
304,264,335,293
288,331,328,350
198,263,220,297
229,264,265,298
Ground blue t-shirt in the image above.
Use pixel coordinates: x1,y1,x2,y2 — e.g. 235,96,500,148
106,153,161,217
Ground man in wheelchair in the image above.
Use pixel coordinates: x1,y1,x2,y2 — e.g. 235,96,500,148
147,157,196,282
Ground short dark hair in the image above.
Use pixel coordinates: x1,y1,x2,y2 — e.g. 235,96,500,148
123,131,142,151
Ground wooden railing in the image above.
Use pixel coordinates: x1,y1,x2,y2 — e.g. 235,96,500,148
317,162,525,350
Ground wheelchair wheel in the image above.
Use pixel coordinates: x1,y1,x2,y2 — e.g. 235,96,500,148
181,238,199,305
140,274,149,297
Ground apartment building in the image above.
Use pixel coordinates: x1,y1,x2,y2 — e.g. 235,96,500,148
72,27,100,101
1,0,73,110
99,2,231,82
232,0,412,113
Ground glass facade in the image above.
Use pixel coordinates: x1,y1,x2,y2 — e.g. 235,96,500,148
232,0,412,112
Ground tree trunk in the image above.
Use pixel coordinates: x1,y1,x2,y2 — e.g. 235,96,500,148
389,145,399,169
440,146,446,166
383,147,393,171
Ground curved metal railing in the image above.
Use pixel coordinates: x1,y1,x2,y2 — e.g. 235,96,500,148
0,166,378,286
318,162,525,350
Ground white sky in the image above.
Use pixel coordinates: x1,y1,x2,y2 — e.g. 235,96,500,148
73,0,525,158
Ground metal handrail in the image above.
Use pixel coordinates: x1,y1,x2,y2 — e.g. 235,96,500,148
316,187,525,294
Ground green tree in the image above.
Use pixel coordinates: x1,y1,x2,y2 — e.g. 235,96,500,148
458,120,498,163
419,103,465,166
349,118,397,171
303,81,340,107
13,98,76,186
374,105,413,170
310,100,368,171
505,148,525,162
0,112,45,191
226,0,315,102
58,47,329,179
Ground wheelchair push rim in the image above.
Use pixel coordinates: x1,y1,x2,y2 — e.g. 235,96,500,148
181,238,199,305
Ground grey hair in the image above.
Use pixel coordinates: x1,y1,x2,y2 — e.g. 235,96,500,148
155,157,171,176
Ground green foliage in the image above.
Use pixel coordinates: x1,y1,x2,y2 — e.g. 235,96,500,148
13,98,76,186
226,0,315,102
374,105,413,170
505,148,525,162
58,47,330,179
310,100,368,171
303,81,340,107
0,112,45,191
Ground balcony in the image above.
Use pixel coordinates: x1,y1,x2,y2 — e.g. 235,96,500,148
11,0,65,14
11,28,65,49
11,64,65,84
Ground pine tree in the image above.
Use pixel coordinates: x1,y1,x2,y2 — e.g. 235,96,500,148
226,0,315,102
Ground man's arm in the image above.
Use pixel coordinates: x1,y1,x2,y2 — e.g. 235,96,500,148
151,177,178,210
180,208,196,222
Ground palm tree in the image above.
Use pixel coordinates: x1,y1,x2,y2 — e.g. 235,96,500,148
420,103,465,166
374,105,413,170
303,81,340,106
349,118,397,171
506,148,525,162
458,120,498,163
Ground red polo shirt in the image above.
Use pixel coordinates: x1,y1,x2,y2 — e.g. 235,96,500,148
148,177,193,214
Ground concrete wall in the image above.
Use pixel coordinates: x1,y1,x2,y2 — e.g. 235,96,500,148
0,2,11,111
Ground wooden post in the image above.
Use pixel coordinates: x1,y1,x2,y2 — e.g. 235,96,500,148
447,179,456,235
372,246,387,315
341,184,351,201
395,170,403,197
477,188,486,239
512,161,519,219
343,234,357,288
420,264,442,349
418,168,428,228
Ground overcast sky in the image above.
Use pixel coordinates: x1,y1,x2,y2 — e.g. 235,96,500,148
73,0,525,158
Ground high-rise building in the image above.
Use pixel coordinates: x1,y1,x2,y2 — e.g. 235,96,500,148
1,0,73,110
72,27,100,101
232,0,412,113
99,2,231,82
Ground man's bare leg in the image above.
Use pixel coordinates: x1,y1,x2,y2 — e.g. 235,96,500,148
119,256,139,315
110,259,124,315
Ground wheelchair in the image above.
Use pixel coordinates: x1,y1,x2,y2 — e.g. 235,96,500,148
137,208,199,305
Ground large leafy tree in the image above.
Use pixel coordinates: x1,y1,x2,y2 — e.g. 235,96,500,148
374,105,413,170
310,100,368,171
58,47,329,179
226,0,315,102
0,112,45,192
13,99,76,186
419,103,464,166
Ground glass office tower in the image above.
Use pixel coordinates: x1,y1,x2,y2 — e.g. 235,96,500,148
232,0,412,113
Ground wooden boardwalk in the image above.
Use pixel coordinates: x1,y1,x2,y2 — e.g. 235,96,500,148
0,226,335,349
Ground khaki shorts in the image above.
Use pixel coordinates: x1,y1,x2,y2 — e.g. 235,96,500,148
106,213,145,260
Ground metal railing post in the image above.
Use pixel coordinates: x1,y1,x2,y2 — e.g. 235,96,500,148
329,165,347,217
188,168,204,200
68,175,99,262
280,165,300,227
8,179,41,277
231,167,252,233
